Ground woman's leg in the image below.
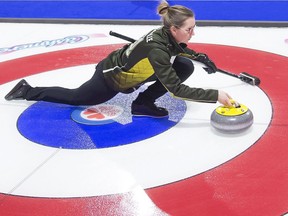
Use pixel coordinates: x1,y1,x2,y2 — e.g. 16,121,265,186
20,62,117,105
135,55,194,103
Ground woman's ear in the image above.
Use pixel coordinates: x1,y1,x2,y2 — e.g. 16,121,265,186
170,26,177,36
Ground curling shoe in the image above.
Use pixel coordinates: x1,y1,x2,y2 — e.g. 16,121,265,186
131,101,168,118
5,79,30,101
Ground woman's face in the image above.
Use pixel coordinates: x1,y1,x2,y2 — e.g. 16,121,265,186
170,17,196,44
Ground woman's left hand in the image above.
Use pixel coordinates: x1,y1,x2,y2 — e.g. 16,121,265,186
194,53,217,74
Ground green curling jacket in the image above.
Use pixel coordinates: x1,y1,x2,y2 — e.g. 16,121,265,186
102,27,218,103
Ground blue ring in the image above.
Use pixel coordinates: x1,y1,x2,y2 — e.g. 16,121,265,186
17,92,186,149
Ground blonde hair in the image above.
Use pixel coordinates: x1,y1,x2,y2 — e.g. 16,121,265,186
157,1,195,28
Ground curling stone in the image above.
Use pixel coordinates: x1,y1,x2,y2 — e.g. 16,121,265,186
210,100,253,133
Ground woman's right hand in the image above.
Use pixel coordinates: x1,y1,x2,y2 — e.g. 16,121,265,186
218,90,232,107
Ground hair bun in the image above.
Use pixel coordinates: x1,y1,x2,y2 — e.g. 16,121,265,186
158,6,169,15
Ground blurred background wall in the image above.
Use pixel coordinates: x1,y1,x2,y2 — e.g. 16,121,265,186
0,0,287,26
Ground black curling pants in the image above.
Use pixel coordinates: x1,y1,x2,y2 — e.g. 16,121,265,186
25,61,118,105
24,56,194,105
134,56,194,104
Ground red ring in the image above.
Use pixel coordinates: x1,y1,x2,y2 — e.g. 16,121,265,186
0,44,287,216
